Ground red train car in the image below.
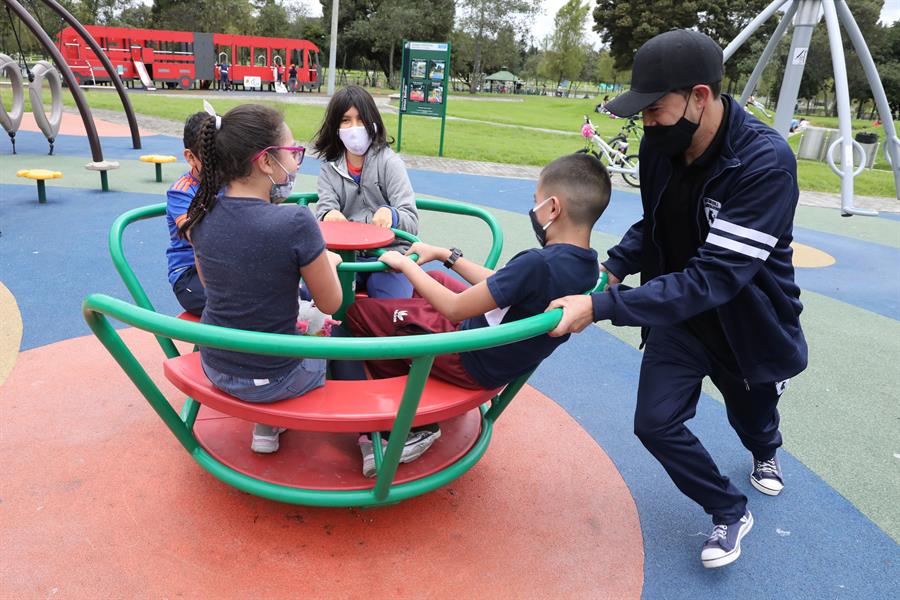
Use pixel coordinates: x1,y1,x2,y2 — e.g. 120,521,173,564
56,25,321,91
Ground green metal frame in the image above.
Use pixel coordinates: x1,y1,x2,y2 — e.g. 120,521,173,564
97,194,535,506
83,292,564,506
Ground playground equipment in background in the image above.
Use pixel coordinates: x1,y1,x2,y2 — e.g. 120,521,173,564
725,0,900,213
16,167,62,203
139,154,178,182
92,194,605,506
2,0,140,191
0,54,62,154
578,115,640,188
56,25,321,92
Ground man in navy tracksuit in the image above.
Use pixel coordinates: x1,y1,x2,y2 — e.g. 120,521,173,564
548,30,807,568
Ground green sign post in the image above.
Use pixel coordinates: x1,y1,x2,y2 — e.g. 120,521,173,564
396,40,450,156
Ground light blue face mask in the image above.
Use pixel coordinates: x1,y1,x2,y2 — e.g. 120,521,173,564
268,156,297,203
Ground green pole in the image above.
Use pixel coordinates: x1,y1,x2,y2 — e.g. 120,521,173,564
439,42,450,157
100,170,109,192
397,110,404,152
438,111,446,157
155,163,163,182
36,180,46,203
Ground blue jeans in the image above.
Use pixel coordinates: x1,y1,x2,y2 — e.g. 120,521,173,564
202,357,326,403
356,256,413,298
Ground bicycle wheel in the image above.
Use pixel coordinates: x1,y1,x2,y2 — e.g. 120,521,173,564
620,154,640,187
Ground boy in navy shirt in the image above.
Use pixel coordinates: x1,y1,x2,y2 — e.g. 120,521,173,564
344,153,610,472
165,112,207,316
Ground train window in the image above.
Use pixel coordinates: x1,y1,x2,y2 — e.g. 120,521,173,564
217,46,231,64
291,49,302,68
238,46,251,66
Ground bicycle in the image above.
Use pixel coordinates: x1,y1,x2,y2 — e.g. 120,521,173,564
578,115,640,188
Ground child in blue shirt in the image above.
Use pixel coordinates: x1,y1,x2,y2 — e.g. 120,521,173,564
344,153,611,473
165,112,208,316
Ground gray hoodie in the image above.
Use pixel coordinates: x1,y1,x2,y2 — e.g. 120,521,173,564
315,145,418,251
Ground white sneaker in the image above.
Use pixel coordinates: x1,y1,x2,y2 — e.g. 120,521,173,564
251,425,287,453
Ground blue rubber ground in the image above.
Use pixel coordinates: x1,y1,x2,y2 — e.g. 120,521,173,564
2,130,898,597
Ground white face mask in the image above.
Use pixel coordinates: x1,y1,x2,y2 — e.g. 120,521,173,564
339,124,374,156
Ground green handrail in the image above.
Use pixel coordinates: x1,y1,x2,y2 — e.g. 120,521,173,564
83,293,564,360
98,195,586,506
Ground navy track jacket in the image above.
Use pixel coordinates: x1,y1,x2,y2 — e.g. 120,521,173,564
593,95,808,384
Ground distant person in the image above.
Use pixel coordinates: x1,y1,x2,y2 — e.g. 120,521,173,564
219,61,230,92
288,64,298,93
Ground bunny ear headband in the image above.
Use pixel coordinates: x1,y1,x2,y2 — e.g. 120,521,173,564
203,100,222,130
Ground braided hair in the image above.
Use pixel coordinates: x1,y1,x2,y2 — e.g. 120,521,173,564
177,104,284,239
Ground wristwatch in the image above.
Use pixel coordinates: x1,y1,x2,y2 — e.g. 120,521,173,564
444,247,463,269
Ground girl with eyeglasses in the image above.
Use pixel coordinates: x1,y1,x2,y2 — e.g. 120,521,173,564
312,85,419,298
178,103,343,454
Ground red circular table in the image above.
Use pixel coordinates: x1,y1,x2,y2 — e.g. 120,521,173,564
317,220,396,319
318,220,395,250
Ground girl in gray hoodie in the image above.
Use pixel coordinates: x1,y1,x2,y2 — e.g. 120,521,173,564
312,85,419,298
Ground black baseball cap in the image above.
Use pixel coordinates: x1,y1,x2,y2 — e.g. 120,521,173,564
604,29,724,118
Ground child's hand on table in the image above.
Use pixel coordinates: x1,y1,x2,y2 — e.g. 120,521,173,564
372,206,393,228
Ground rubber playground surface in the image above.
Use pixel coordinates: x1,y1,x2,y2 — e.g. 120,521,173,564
1,113,898,598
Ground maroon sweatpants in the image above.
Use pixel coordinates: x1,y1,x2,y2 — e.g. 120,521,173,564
344,270,484,389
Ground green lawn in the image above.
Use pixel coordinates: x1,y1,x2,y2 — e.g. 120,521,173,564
48,89,899,197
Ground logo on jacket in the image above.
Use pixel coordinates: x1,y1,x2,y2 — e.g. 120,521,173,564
392,309,408,323
703,198,721,225
775,379,790,396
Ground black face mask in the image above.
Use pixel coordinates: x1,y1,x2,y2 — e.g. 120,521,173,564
529,196,554,247
644,95,704,157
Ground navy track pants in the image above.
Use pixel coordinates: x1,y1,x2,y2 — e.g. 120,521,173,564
635,325,787,524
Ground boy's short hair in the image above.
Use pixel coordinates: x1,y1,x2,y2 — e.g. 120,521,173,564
539,153,611,227
183,111,208,155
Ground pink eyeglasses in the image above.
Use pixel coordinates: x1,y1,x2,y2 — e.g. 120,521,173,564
251,143,306,164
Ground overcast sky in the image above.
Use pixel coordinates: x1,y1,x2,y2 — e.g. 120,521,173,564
296,0,900,49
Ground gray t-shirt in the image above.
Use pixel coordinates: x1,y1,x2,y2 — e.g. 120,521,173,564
191,196,326,379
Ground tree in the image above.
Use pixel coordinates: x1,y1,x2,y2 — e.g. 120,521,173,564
151,0,252,33
341,0,454,85
592,0,702,69
694,0,775,91
456,0,540,92
542,0,589,86
253,0,291,39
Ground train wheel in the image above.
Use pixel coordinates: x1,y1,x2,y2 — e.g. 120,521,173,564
179,77,192,90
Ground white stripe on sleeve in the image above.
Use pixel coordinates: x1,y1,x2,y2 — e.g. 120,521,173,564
706,233,771,261
711,219,778,248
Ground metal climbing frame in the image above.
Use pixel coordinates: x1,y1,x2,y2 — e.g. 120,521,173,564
723,0,900,215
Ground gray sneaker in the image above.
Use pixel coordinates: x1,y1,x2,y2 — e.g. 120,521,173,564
251,425,287,454
358,427,442,478
358,435,388,478
700,511,754,568
751,455,784,496
398,427,442,464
